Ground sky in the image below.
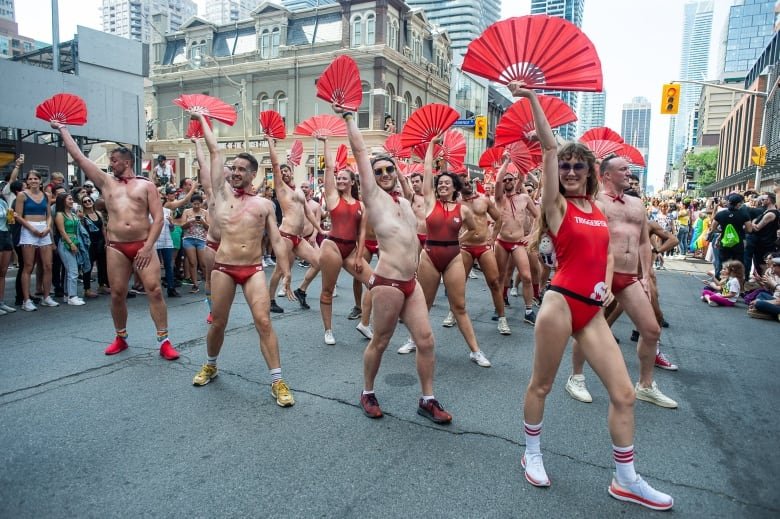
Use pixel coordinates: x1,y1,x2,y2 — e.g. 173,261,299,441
15,0,735,189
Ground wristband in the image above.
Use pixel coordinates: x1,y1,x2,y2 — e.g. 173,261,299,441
342,112,354,120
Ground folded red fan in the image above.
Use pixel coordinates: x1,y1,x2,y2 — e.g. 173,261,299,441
618,143,646,167
404,162,424,177
259,110,286,140
439,130,466,169
316,55,363,111
335,144,349,171
287,139,303,167
581,139,624,159
35,93,88,126
383,133,411,159
479,147,507,169
462,15,603,92
506,140,542,175
400,104,460,148
293,114,347,138
579,126,623,143
173,94,237,126
495,95,577,147
186,117,213,139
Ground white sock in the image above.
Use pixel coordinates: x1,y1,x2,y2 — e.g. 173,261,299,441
613,444,637,485
206,355,218,366
524,421,542,455
270,368,282,383
421,395,434,402
362,390,374,396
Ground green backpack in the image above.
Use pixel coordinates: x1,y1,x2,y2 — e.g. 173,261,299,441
721,223,740,248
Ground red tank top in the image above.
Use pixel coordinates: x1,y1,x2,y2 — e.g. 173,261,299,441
329,197,362,241
550,200,610,301
425,200,462,242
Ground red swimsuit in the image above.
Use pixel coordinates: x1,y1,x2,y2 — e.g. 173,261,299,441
326,197,362,260
424,200,462,273
213,263,264,285
547,201,611,333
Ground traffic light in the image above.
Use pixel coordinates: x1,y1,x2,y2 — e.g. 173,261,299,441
751,145,767,166
474,115,487,139
660,83,680,115
318,155,325,169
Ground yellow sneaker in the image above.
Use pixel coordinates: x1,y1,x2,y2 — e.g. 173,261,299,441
192,364,218,386
271,379,295,407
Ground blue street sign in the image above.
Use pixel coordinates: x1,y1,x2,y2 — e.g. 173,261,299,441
452,118,475,127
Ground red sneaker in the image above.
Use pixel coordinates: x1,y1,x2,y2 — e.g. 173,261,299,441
206,312,213,324
654,352,678,371
159,339,180,361
360,393,383,419
417,398,452,424
105,336,128,355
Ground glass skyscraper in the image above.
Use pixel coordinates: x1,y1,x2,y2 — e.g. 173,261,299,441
621,97,651,189
577,91,606,137
101,0,197,43
719,0,775,82
529,0,585,141
205,0,264,24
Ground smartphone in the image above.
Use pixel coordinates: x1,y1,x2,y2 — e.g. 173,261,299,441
195,215,202,221
19,154,25,161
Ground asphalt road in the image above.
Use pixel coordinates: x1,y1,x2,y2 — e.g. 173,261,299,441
1,256,778,518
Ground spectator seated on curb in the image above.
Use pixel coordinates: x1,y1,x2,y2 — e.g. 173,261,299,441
747,254,780,321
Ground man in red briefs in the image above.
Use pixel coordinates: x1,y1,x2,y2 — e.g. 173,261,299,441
565,156,678,409
52,122,179,360
190,111,296,407
334,102,452,424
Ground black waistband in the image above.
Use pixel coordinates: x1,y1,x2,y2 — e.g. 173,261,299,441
425,240,460,247
548,285,603,307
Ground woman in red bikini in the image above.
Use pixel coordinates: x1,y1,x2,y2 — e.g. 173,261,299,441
316,136,373,346
516,84,673,511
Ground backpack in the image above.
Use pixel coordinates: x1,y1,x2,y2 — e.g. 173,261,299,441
721,223,740,248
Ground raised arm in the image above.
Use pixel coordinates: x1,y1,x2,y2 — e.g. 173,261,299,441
192,138,213,200
422,136,442,213
493,152,511,205
267,137,289,200
194,112,226,199
320,137,339,211
334,104,381,207
398,170,414,201
51,123,107,190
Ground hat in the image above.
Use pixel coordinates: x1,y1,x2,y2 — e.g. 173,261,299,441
84,181,95,187
157,154,166,161
727,193,744,205
165,186,176,194
773,257,780,265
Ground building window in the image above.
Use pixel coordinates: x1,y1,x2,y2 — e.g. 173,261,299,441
366,13,375,45
276,92,287,121
351,15,362,48
190,40,206,66
358,82,371,129
403,92,412,125
271,27,280,58
390,20,398,50
386,83,396,125
260,29,270,58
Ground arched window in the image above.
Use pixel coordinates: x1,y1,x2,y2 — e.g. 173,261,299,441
385,83,396,125
358,81,371,129
257,93,273,131
271,27,280,57
351,15,362,48
366,13,375,45
190,39,206,66
260,29,270,58
275,92,287,121
403,92,412,125
415,96,423,110
389,20,398,50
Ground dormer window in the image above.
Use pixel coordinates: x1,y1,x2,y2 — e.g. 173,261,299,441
351,11,376,48
260,27,280,59
351,15,362,48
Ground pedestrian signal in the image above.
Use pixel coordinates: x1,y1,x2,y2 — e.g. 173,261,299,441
475,115,487,139
660,84,680,115
318,155,325,169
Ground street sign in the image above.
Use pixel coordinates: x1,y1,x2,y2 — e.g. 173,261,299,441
452,118,475,127
686,181,697,190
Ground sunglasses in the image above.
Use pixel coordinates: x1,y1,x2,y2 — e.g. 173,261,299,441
559,162,587,172
82,199,92,203
374,165,396,176
503,177,516,182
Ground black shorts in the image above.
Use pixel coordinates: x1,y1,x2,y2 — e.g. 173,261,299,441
0,230,12,251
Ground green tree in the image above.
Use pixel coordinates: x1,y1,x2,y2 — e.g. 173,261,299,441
686,148,718,188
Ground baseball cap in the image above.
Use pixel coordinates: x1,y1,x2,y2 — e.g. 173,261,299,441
727,193,744,205
84,180,95,187
165,186,176,194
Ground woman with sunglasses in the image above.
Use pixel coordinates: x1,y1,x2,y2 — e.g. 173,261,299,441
516,83,673,510
80,194,108,298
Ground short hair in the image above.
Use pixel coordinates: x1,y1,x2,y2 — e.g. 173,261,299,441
410,172,423,182
10,180,23,193
763,191,776,204
370,154,397,169
111,146,135,167
236,152,258,173
557,142,599,197
191,194,203,203
629,174,640,182
51,171,65,180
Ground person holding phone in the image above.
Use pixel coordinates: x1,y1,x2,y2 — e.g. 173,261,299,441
178,192,208,294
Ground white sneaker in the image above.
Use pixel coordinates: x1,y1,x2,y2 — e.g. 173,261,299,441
522,452,550,487
262,258,270,268
40,296,59,307
356,322,373,340
608,475,674,511
323,329,336,345
510,287,518,297
265,256,276,266
22,299,37,312
0,303,15,313
497,316,511,335
0,307,6,316
397,338,416,354
332,287,338,298
277,284,287,298
468,270,478,279
67,296,86,306
442,311,455,327
469,350,491,367
635,381,678,409
565,374,593,403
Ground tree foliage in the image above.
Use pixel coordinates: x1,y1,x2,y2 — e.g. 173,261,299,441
686,148,718,187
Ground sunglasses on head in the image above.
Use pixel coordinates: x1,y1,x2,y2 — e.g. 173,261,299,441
558,162,587,172
374,165,396,176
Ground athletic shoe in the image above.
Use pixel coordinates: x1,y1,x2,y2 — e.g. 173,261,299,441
468,270,478,279
167,289,181,298
565,374,593,403
105,336,129,355
532,296,542,306
469,350,492,367
509,287,518,297
294,288,310,310
635,381,678,409
276,285,287,298
524,310,536,325
654,352,678,371
0,302,17,313
504,296,511,307
159,339,180,360
264,256,276,266
360,393,383,418
630,330,639,342
522,453,551,487
269,300,284,314
67,296,85,306
206,312,213,324
262,257,271,268
397,338,416,354
192,364,218,386
608,475,674,511
417,398,452,424
298,260,310,268
497,316,511,335
22,300,37,312
747,308,775,320
271,380,295,407
347,306,362,320
442,311,455,327
356,322,373,340
324,329,336,345
40,296,59,307
707,298,718,307
0,308,6,316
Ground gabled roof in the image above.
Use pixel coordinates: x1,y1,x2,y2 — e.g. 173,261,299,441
179,16,217,31
251,1,291,16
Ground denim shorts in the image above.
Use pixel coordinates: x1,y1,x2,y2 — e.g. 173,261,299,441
0,230,12,251
182,236,206,250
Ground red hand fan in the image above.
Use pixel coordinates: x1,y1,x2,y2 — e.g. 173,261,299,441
479,147,507,169
618,144,646,167
287,139,303,167
186,117,213,139
400,104,460,148
173,94,237,126
475,179,486,194
506,140,542,174
483,168,497,184
259,110,286,140
383,133,411,159
335,144,349,171
439,130,466,169
462,15,603,91
449,162,467,175
293,114,347,138
495,95,577,147
404,162,424,177
580,126,623,143
35,93,88,126
582,139,624,159
315,55,363,111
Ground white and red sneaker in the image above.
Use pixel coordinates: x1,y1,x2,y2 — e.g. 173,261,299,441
654,352,678,371
608,475,674,511
521,452,551,487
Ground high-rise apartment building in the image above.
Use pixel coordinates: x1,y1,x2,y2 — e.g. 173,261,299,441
0,0,14,21
719,0,775,83
205,0,263,25
621,96,651,189
529,0,585,141
667,1,712,168
405,0,501,61
282,0,337,10
576,91,606,137
101,0,197,44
